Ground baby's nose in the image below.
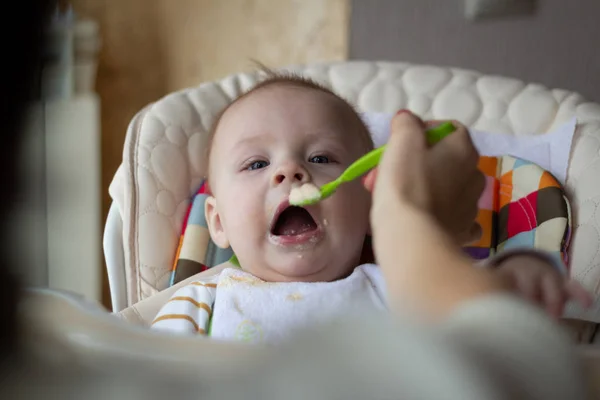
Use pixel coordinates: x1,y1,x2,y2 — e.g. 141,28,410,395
273,164,309,185
274,171,305,185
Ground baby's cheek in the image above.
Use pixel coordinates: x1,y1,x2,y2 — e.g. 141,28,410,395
349,181,372,213
225,202,261,231
222,208,262,259
334,189,370,230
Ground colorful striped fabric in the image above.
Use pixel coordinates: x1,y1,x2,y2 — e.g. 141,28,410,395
464,156,500,260
496,155,571,266
464,156,571,268
170,156,572,286
169,181,233,286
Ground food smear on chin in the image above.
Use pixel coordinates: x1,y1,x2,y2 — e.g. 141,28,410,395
289,183,321,205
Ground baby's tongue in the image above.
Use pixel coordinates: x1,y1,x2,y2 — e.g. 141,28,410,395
274,207,317,236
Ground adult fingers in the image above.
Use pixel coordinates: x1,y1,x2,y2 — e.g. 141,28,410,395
514,271,543,305
426,121,478,180
565,280,594,309
425,123,479,208
437,168,485,241
457,223,482,246
541,274,566,319
362,168,377,193
458,169,486,221
375,110,428,194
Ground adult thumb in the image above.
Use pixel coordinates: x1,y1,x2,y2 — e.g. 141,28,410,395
375,110,428,190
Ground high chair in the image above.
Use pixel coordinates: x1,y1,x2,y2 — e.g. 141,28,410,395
15,60,600,397
103,61,600,343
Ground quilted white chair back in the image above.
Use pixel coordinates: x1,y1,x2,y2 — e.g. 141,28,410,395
108,61,600,319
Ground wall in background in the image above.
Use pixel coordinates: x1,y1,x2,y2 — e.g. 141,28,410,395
154,0,349,91
350,0,600,102
70,0,350,307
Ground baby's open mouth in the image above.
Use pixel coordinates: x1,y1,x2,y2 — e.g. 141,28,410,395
271,206,318,236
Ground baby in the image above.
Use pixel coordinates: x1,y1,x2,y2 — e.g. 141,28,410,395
151,72,588,343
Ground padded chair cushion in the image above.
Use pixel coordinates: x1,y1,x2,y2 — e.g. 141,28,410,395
109,61,600,321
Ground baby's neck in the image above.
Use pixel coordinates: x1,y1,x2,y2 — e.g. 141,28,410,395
231,258,360,283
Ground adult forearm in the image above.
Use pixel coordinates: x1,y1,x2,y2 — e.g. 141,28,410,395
372,202,509,319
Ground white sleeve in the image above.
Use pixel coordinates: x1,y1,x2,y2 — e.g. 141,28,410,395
151,278,218,335
442,294,587,399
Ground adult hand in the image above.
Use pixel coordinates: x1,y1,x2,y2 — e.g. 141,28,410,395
495,255,593,319
363,110,506,318
363,112,484,246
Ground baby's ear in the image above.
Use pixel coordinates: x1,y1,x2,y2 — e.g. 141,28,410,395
205,196,230,249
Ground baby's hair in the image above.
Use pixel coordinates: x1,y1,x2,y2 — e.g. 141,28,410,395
204,63,375,185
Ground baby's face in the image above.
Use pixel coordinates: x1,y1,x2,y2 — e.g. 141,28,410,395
206,84,371,282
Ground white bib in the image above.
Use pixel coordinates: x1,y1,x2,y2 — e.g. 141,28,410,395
210,264,387,344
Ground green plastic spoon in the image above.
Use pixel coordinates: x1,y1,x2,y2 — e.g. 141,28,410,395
289,121,456,206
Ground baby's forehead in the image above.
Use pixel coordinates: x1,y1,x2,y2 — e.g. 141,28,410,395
223,83,350,122
214,84,357,143
207,82,373,184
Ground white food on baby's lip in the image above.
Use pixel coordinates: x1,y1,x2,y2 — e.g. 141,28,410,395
289,187,304,205
323,218,328,226
289,183,321,205
301,183,320,199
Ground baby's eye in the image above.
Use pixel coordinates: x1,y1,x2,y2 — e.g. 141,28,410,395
309,155,330,164
247,160,270,170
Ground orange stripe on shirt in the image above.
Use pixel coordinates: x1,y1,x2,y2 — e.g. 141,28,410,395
191,281,217,288
152,314,205,334
168,296,212,314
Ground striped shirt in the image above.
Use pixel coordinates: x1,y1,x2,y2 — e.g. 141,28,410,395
152,275,218,335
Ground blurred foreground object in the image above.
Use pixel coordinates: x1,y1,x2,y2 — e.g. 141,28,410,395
2,288,596,399
42,5,100,99
13,2,102,303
